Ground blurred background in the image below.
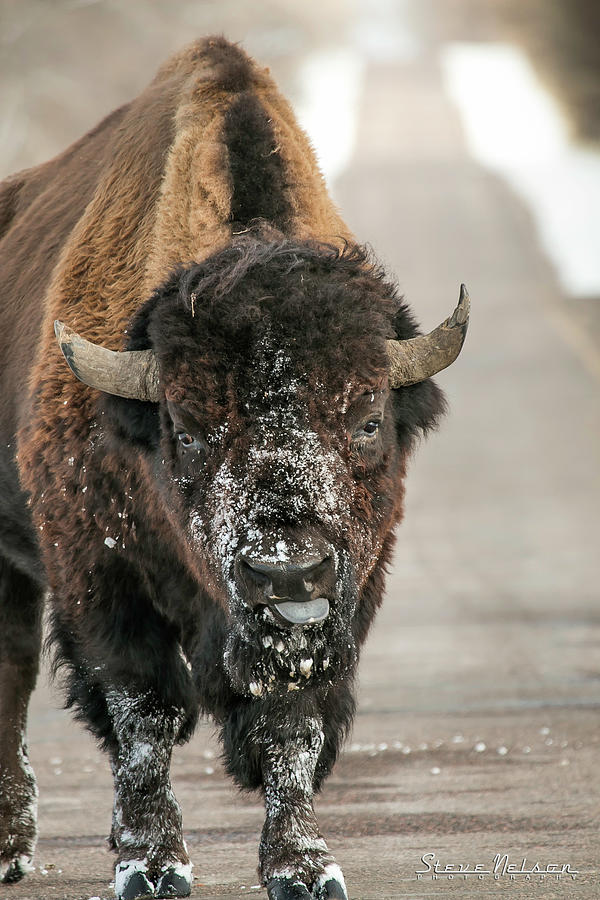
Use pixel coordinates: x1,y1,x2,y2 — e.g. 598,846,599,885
1,1,599,898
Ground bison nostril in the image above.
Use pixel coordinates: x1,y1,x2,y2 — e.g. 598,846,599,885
235,549,335,624
239,556,330,595
240,558,271,590
305,556,332,583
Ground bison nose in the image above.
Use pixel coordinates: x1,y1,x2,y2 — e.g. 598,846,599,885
236,552,335,626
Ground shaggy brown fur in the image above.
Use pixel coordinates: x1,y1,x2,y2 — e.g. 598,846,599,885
0,36,446,900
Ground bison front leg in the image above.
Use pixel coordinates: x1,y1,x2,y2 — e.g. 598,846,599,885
258,715,347,900
106,689,192,900
0,563,43,884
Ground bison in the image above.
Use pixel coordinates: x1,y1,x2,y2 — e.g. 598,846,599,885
0,37,468,900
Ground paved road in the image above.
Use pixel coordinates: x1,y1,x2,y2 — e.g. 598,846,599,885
1,1,599,899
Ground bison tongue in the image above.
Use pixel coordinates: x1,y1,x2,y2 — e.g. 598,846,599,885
272,597,330,625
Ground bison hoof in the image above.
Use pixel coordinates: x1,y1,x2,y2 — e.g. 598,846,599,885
115,861,154,899
267,877,313,899
0,854,35,884
314,878,348,899
114,860,192,900
155,864,192,898
313,865,348,900
266,863,348,900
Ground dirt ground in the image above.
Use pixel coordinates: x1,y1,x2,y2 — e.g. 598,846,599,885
1,1,599,899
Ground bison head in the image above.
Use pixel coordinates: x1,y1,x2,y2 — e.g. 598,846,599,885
55,238,468,695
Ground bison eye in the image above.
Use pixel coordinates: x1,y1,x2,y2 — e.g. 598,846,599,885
176,431,202,451
363,420,380,436
353,419,381,441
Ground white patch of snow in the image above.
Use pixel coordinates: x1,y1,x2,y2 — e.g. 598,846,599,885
296,48,365,185
299,658,313,678
441,42,600,297
160,860,193,881
178,644,193,673
315,863,348,897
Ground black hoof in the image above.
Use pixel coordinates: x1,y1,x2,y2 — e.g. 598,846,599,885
1,855,34,884
117,868,154,899
155,866,192,898
267,877,313,900
315,878,348,899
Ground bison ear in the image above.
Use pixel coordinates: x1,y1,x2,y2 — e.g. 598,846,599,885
386,285,470,387
54,321,161,402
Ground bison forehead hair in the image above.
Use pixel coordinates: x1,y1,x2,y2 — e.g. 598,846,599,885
103,235,444,692
150,235,406,388
141,234,440,410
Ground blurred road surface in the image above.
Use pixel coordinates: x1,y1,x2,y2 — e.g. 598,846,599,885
1,1,599,898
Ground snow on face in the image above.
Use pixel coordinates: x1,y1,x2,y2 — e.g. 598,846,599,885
187,339,350,615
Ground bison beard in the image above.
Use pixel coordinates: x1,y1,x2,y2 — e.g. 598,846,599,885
0,37,463,900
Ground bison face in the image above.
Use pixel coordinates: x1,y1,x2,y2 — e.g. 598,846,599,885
164,338,391,610
67,238,452,694
159,323,403,693
145,240,445,694
165,350,401,689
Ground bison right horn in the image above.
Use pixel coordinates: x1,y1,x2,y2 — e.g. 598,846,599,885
386,284,470,387
54,321,161,402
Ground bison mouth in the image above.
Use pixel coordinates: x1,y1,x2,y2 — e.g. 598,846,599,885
223,546,358,697
235,540,337,629
264,596,330,627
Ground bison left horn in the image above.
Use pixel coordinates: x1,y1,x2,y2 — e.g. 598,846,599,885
386,284,470,387
54,321,161,402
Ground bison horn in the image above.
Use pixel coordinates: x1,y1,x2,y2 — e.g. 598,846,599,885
54,321,161,402
386,284,470,387
53,286,469,400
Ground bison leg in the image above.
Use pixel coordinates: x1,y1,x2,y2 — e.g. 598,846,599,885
256,713,348,900
0,560,43,884
105,688,192,900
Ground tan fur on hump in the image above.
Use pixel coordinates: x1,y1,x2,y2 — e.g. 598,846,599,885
20,37,355,473
145,41,353,288
43,37,352,345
